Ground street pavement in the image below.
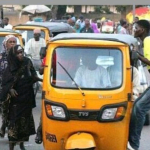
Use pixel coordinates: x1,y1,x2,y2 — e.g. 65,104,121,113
0,92,150,150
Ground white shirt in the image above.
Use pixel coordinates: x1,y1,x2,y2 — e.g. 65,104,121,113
132,67,148,100
4,24,12,29
26,38,46,60
74,65,111,88
26,21,34,24
76,19,85,29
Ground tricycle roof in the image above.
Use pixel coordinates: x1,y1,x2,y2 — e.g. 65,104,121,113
0,28,22,35
51,33,138,46
14,22,74,33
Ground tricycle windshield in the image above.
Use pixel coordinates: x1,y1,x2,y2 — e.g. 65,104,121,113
16,30,45,43
51,47,123,89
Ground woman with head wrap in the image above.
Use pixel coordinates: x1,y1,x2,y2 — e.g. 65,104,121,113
74,21,82,33
0,45,42,150
0,35,17,138
91,22,100,33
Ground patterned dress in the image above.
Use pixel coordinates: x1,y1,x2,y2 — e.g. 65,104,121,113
1,57,37,142
0,52,8,95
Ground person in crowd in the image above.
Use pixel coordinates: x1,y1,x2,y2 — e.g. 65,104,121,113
118,20,129,34
71,16,76,27
3,17,12,29
25,28,46,71
0,35,17,138
91,22,99,33
74,51,111,88
116,19,124,34
77,15,85,29
97,20,101,33
26,14,34,24
132,16,139,35
74,21,82,33
134,16,139,23
0,45,42,150
127,23,133,35
80,19,94,33
128,19,150,150
67,18,75,27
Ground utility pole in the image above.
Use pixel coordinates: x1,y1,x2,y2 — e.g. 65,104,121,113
0,5,4,28
0,5,3,20
133,4,135,22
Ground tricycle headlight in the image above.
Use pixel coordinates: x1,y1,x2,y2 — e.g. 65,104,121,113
99,105,126,122
102,108,117,119
45,101,68,121
51,106,66,118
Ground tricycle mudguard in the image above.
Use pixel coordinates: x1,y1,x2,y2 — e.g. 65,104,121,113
65,132,96,149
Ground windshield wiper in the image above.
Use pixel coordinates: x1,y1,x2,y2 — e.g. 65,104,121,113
57,62,85,96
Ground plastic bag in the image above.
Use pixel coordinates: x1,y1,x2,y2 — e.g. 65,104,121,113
138,64,150,86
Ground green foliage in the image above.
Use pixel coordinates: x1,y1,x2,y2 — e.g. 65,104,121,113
22,5,27,9
46,5,52,8
115,5,128,12
57,5,67,19
115,5,147,13
94,6,112,14
94,6,104,13
103,6,112,14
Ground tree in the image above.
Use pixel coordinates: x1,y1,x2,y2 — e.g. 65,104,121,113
94,6,112,14
74,5,82,15
94,6,104,13
51,5,58,19
22,5,27,9
56,5,67,19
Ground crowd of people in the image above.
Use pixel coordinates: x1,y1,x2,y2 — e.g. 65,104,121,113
66,15,144,36
0,13,150,150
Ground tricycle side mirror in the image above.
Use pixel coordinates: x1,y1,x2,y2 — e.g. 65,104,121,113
40,47,47,59
22,38,25,46
130,50,139,66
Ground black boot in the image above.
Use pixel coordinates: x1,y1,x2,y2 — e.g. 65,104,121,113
0,123,6,138
20,142,26,150
35,129,42,144
9,142,15,150
35,122,42,144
